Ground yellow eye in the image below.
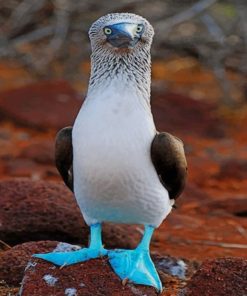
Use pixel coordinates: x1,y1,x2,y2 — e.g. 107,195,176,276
104,27,112,35
136,25,143,33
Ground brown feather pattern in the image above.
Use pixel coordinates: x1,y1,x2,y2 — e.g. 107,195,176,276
55,126,73,192
151,132,187,200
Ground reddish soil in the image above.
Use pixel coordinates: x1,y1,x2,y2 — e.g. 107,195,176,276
184,257,247,296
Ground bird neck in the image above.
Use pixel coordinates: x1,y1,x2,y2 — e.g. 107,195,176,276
87,49,151,103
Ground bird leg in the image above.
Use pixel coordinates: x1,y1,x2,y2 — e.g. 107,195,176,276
33,223,108,266
108,225,162,292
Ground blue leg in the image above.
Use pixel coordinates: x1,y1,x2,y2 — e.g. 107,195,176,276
108,225,162,292
33,223,107,266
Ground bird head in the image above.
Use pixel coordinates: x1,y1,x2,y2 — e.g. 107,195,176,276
89,13,154,53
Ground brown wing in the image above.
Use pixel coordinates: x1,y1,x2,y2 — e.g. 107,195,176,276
151,132,187,200
55,127,73,192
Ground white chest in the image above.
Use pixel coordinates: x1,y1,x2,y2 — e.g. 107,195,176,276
72,84,171,226
73,84,155,172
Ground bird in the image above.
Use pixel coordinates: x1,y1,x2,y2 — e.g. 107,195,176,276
34,13,187,292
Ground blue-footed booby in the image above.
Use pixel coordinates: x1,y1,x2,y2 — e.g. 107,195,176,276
34,13,187,292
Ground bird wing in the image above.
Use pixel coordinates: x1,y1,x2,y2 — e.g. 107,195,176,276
151,132,187,200
55,126,73,192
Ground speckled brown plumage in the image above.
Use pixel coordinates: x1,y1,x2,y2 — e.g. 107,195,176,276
55,126,73,191
151,132,187,200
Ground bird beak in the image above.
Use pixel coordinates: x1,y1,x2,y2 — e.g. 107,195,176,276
106,23,141,49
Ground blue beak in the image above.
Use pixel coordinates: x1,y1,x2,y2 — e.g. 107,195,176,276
104,23,143,49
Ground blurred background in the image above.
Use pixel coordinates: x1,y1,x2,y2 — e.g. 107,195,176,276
0,0,247,291
0,0,246,103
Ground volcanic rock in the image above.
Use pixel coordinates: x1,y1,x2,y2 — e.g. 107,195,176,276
0,240,196,295
0,241,59,286
152,93,225,138
0,179,87,245
184,257,247,296
0,80,82,130
15,241,194,296
18,140,55,165
20,257,159,296
217,158,247,180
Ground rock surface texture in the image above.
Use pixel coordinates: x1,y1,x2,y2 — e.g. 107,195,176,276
0,179,88,245
183,257,247,296
20,257,160,296
0,80,81,130
11,241,194,296
1,241,246,295
0,241,59,286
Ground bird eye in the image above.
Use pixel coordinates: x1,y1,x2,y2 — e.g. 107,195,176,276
136,25,143,33
104,27,112,35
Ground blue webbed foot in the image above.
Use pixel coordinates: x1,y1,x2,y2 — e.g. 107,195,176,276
108,248,162,292
33,223,107,266
109,225,162,292
33,247,108,266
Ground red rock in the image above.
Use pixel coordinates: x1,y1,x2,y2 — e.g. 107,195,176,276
0,240,195,294
3,157,58,180
152,93,225,138
178,182,210,205
0,286,19,296
194,197,247,216
18,140,55,165
0,179,141,249
0,80,82,130
217,158,247,180
20,257,159,296
0,179,87,245
0,241,59,286
4,158,40,178
16,241,193,296
184,257,247,296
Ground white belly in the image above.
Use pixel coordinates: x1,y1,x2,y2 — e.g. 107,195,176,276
72,88,172,227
